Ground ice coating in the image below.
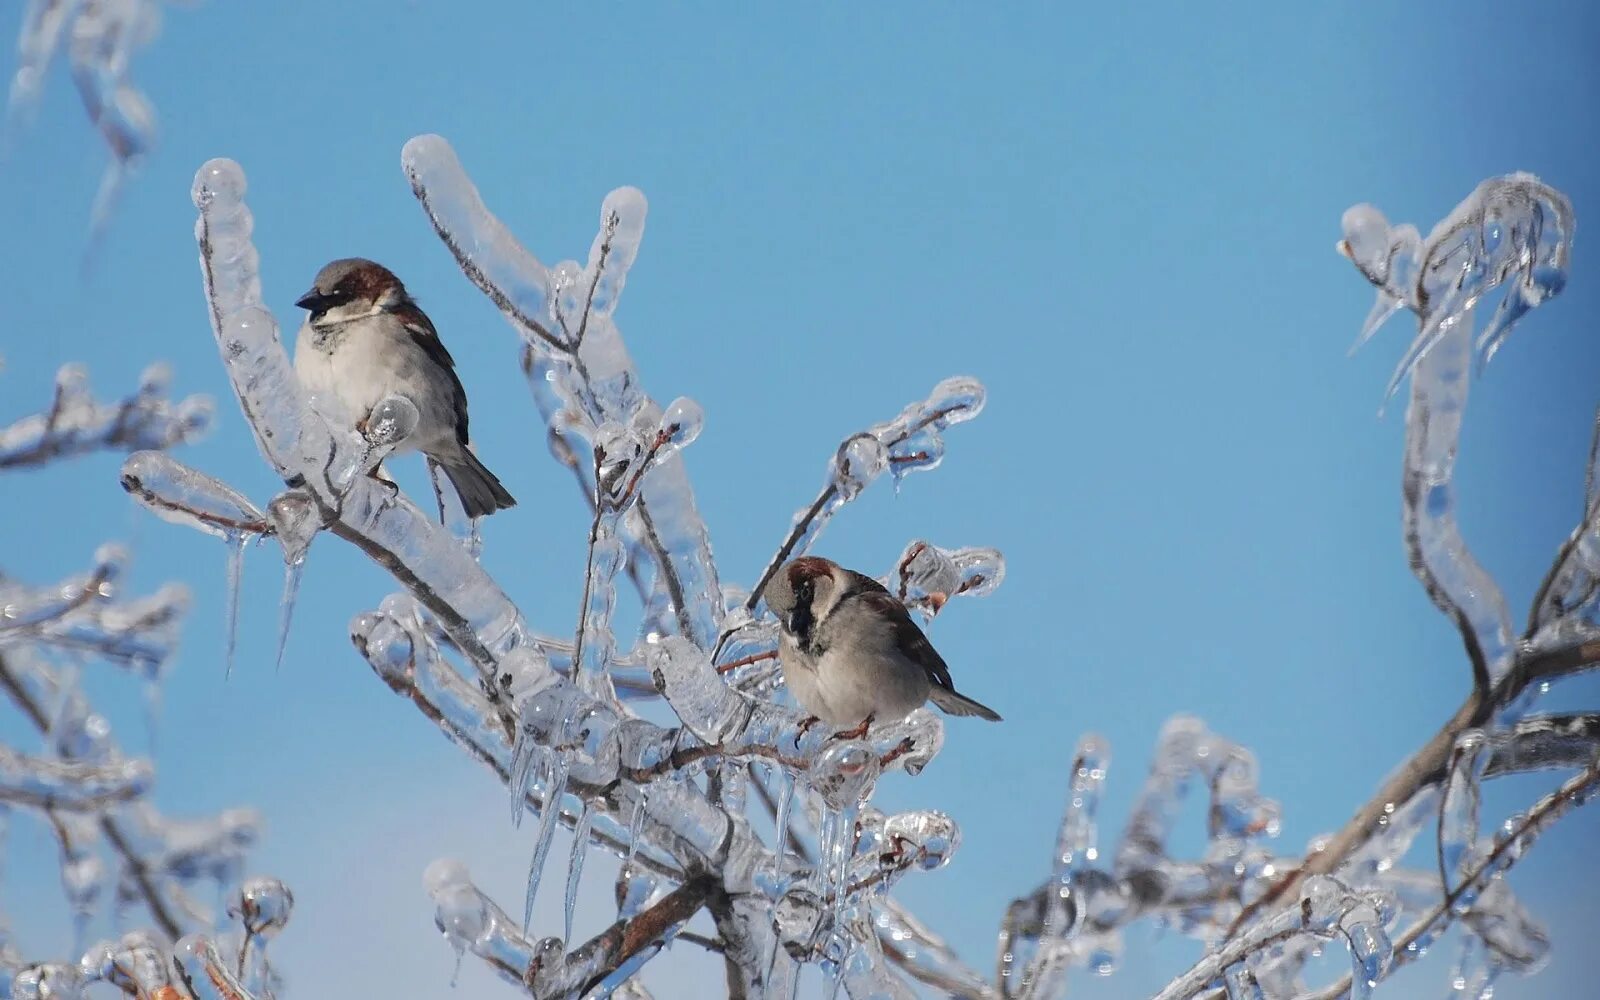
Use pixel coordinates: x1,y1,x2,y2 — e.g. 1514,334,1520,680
137,144,1600,998
1,363,211,469
193,157,531,665
0,748,151,810
1400,306,1515,687
121,451,269,539
173,934,259,1000
3,355,290,988
748,377,988,609
1341,174,1574,402
403,134,724,650
892,541,1007,621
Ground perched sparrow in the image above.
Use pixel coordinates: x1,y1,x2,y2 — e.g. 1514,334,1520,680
762,556,1001,729
292,258,515,518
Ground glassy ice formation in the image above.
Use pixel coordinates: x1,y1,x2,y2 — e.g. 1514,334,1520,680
0,363,292,997
126,144,1597,1000
5,0,192,238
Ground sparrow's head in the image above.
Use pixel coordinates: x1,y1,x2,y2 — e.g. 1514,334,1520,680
764,556,846,639
295,258,409,327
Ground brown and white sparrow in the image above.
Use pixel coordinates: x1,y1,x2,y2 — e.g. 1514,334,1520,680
762,556,1001,729
293,258,515,518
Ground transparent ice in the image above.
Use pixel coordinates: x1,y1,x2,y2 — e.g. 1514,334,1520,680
102,144,1600,1000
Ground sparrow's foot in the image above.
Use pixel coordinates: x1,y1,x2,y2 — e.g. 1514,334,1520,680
796,715,824,737
831,715,874,741
367,468,401,509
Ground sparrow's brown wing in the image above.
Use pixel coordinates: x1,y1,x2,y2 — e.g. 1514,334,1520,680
848,591,1002,722
844,570,892,596
851,591,955,690
393,301,471,446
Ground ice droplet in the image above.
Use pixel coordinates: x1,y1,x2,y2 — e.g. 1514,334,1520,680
657,396,704,452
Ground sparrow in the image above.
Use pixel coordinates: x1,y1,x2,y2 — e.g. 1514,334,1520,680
292,258,516,518
762,556,1001,730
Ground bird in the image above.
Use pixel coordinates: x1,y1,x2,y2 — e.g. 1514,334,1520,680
292,257,516,519
761,555,1001,731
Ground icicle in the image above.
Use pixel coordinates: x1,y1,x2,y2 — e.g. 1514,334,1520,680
564,803,593,943
622,786,649,876
524,752,569,932
221,531,244,677
274,561,303,672
510,729,538,828
774,768,796,882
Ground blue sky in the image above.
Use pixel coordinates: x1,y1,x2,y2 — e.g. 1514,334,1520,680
2,2,1597,997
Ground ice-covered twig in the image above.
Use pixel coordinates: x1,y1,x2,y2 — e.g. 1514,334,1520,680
0,363,210,469
1341,174,1574,402
1483,713,1600,777
1299,757,1599,1000
404,134,724,650
122,451,273,538
746,377,987,613
0,747,151,811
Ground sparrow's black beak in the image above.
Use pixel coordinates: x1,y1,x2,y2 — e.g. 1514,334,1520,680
295,289,330,311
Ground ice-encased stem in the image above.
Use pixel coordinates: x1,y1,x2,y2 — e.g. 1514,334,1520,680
1402,310,1514,691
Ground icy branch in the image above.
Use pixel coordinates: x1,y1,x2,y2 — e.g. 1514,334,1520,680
0,747,151,811
0,363,210,469
7,0,194,234
746,377,987,611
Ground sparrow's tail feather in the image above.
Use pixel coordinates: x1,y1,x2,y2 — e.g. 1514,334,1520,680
442,449,516,519
929,686,1002,721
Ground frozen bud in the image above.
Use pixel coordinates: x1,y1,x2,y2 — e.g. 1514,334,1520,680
425,859,488,948
811,741,883,811
232,876,294,938
595,421,646,500
925,376,986,423
883,810,960,871
497,646,561,709
1338,205,1394,277
871,709,944,776
832,433,888,501
351,611,415,684
364,395,421,447
1299,875,1351,934
657,397,704,451
192,158,247,207
267,489,319,565
526,936,567,992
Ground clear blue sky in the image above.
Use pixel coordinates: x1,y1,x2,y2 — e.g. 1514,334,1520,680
2,2,1597,997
